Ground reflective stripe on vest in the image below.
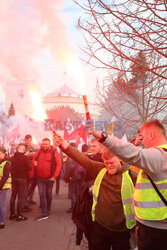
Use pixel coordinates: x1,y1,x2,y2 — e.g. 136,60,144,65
0,161,11,189
91,168,136,229
133,145,167,221
121,170,136,229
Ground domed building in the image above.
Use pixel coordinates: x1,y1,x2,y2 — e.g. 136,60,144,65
42,84,100,120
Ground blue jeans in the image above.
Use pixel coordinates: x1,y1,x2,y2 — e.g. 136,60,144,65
23,178,37,207
26,178,37,203
69,182,80,208
37,178,54,216
0,189,7,223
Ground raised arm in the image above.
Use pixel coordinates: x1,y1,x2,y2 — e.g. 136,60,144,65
53,135,104,178
88,131,167,174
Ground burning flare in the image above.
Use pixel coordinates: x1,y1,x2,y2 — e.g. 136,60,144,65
29,89,47,121
65,54,91,121
82,95,91,121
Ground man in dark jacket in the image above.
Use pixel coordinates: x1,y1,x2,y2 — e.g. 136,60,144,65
89,139,104,162
23,134,37,212
64,143,85,213
9,143,31,221
72,141,103,249
33,138,61,221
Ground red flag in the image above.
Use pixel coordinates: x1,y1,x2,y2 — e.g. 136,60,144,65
64,119,88,145
76,122,88,149
64,118,77,140
64,130,78,141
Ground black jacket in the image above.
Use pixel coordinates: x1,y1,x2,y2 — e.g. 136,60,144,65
11,152,31,180
64,157,85,183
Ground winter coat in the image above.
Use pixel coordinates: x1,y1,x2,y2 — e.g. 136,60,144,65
63,157,85,183
11,152,31,180
33,146,62,179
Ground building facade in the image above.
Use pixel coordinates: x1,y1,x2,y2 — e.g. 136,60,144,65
43,85,100,120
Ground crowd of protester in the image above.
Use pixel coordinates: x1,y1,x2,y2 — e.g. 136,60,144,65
53,119,167,250
0,134,62,225
0,118,167,250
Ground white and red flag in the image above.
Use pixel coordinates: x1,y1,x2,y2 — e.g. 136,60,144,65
76,120,88,150
64,118,88,147
64,118,77,141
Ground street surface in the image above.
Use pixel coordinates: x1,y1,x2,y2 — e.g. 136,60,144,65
1,181,88,250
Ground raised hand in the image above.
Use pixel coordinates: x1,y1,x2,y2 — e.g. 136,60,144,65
53,134,63,146
88,130,102,140
53,134,69,149
134,131,143,146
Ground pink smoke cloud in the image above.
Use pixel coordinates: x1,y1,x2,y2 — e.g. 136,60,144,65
0,0,77,115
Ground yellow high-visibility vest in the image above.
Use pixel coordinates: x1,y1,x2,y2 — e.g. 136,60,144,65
0,161,11,189
133,144,167,221
92,168,136,229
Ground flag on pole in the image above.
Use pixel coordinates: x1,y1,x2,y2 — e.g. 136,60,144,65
76,120,88,150
64,118,77,140
64,118,88,146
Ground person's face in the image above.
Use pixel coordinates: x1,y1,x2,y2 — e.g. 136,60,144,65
90,141,100,155
25,138,32,146
104,156,122,175
18,145,26,153
41,140,50,150
0,151,5,160
141,128,153,148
